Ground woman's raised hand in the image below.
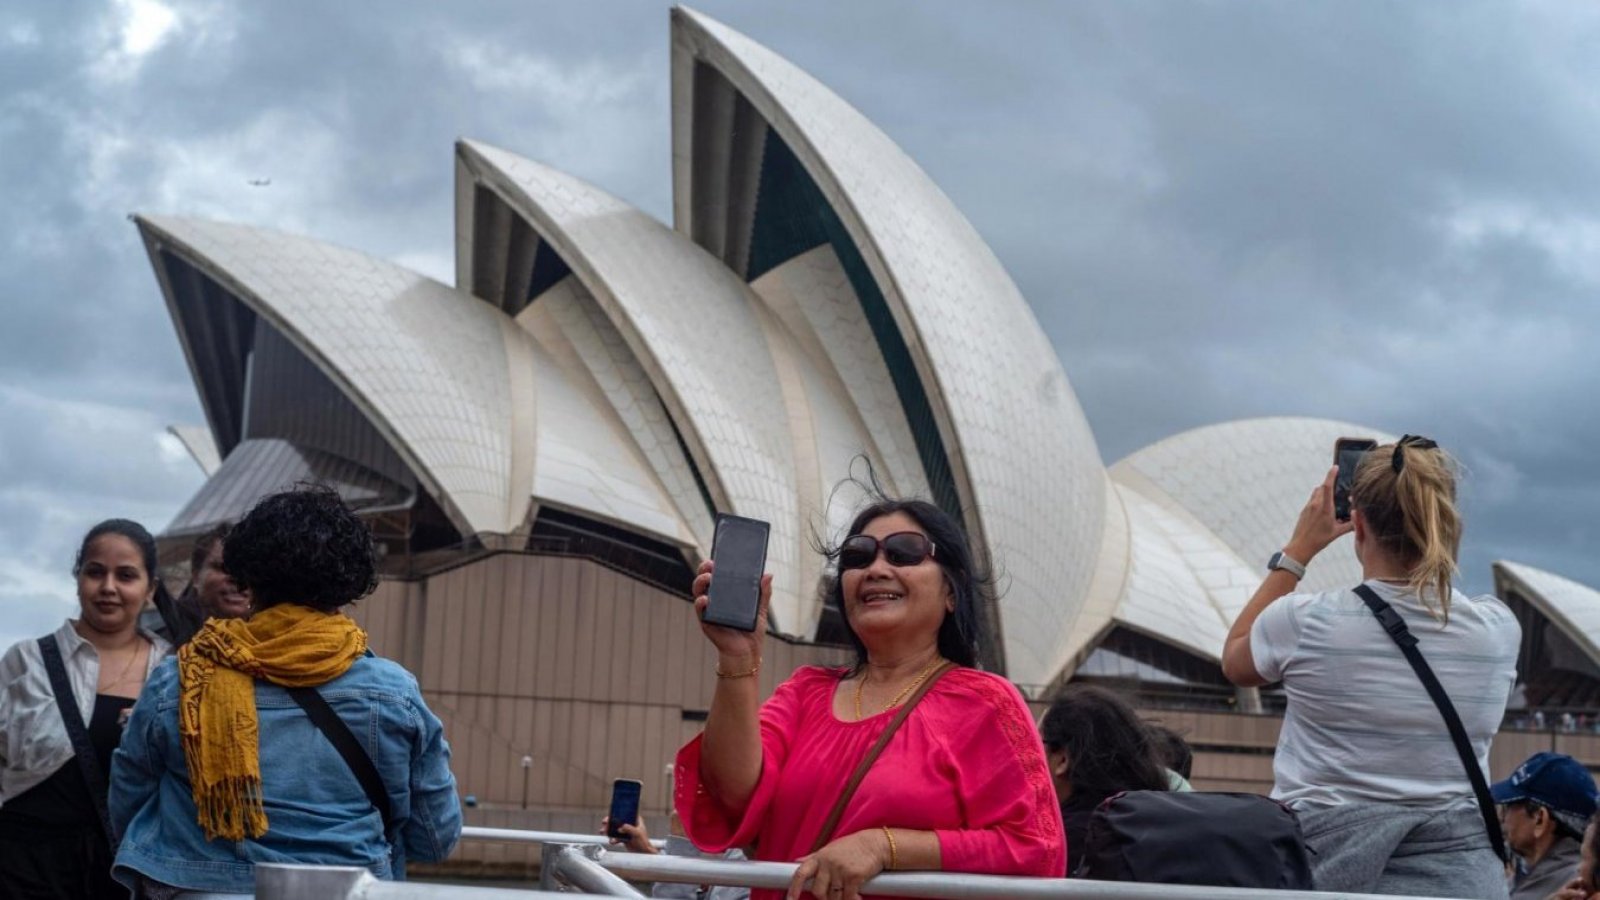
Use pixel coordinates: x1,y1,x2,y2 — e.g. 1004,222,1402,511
786,829,889,900
692,560,772,664
1285,465,1355,563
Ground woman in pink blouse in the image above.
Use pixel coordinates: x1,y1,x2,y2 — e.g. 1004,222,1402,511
674,499,1065,900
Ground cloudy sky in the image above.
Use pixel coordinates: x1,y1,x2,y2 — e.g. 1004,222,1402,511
3,0,1597,652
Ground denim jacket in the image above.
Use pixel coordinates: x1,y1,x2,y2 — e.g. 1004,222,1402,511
109,654,461,893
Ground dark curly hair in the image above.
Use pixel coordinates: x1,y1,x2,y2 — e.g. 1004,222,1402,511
224,485,377,612
824,497,991,672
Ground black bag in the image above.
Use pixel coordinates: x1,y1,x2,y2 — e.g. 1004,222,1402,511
1078,790,1314,889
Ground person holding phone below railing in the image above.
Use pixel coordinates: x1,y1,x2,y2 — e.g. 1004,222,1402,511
1223,437,1520,898
676,497,1065,900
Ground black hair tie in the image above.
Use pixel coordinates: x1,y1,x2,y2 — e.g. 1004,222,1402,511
1391,434,1438,473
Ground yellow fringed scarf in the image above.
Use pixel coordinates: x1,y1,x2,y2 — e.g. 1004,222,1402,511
177,603,368,841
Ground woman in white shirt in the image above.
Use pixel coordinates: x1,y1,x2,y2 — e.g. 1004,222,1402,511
1222,437,1519,899
0,519,172,898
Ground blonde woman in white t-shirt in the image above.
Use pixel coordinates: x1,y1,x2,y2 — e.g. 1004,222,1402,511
1223,437,1520,899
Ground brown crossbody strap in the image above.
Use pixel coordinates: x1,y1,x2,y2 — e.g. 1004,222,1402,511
808,661,955,853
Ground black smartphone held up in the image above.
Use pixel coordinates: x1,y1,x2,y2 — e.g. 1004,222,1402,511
606,778,642,840
703,513,770,632
1333,437,1378,521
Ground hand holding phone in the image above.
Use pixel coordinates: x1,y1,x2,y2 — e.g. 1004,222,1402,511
606,778,642,842
701,514,770,633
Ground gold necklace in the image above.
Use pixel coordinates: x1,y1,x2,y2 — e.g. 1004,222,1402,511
101,639,147,691
854,657,943,721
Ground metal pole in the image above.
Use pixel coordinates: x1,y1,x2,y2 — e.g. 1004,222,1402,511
463,826,664,849
255,863,368,900
521,754,533,810
594,848,1453,900
253,862,580,898
546,844,646,897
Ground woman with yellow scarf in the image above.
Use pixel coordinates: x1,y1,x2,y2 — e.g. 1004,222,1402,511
108,487,462,896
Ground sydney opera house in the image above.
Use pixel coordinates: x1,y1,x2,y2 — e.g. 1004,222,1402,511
136,8,1600,861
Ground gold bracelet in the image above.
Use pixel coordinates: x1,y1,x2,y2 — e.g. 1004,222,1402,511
882,826,897,871
715,657,761,679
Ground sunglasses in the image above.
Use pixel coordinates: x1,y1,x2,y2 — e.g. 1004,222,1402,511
838,532,937,571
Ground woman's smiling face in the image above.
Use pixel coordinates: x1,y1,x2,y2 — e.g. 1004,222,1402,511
76,533,154,636
840,511,951,648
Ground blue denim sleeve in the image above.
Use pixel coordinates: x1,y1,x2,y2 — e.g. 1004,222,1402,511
109,659,174,840
401,684,461,863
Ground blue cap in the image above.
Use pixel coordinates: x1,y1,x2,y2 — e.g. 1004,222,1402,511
1491,752,1598,829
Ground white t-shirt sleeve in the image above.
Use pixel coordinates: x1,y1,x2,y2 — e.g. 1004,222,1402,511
1250,593,1308,683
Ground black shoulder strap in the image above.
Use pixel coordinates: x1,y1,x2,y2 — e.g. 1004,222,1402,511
37,635,117,846
286,686,394,833
1353,584,1508,862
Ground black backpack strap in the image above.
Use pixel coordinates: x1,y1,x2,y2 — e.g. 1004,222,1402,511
37,635,117,846
286,687,394,833
1353,584,1508,862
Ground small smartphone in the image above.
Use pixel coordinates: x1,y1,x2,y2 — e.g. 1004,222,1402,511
606,778,642,840
703,514,770,632
1333,437,1378,521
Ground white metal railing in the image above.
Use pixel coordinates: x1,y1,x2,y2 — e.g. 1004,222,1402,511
250,862,582,898
534,841,1446,900
175,828,1483,900
462,825,664,849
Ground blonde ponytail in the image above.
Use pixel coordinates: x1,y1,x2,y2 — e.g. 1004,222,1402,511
1350,438,1462,623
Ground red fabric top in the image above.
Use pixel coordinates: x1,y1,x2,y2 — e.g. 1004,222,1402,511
674,665,1065,898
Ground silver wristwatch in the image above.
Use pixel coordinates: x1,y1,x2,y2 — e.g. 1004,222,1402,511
1267,550,1307,579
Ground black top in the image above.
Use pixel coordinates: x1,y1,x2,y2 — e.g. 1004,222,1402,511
0,694,135,837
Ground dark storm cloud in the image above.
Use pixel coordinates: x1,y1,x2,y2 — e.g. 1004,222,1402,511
3,0,1597,647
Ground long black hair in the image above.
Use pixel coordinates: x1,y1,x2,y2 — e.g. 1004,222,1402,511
1039,684,1170,808
823,498,991,672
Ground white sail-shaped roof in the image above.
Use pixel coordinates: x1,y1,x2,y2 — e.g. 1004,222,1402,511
671,7,1108,685
1495,560,1600,666
138,215,534,537
167,424,222,477
136,215,690,548
457,140,812,632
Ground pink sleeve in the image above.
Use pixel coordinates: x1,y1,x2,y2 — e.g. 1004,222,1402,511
933,676,1066,877
673,669,816,853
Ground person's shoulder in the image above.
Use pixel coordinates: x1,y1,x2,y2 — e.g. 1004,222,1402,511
0,641,32,688
0,635,35,668
150,654,179,679
0,624,61,673
143,655,182,699
1258,587,1351,633
1278,587,1350,609
1453,591,1516,620
346,654,422,690
928,667,1031,717
1449,592,1522,642
923,669,1043,758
